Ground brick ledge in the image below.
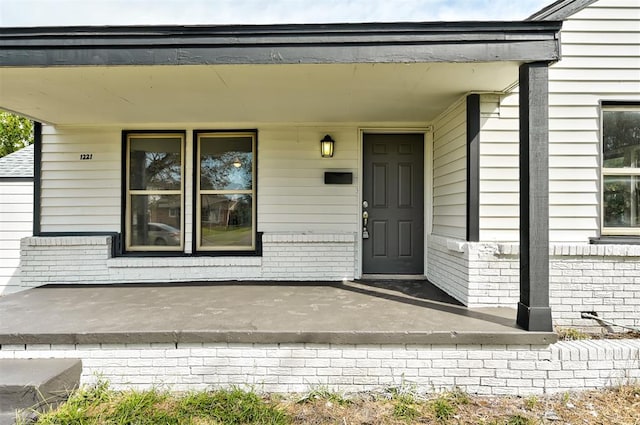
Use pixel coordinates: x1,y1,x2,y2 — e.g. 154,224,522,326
429,235,640,257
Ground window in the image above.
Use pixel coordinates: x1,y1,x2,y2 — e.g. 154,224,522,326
196,131,256,252
602,106,640,234
125,132,184,251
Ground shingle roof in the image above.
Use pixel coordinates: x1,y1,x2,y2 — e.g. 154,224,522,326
0,144,34,179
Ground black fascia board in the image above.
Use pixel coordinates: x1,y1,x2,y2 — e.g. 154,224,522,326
528,0,598,21
0,21,563,67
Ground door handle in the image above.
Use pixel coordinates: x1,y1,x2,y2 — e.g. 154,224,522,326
362,204,370,239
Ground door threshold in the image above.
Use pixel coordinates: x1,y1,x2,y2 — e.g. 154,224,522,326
360,274,426,280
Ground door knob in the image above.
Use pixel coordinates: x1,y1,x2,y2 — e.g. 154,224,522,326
362,211,368,227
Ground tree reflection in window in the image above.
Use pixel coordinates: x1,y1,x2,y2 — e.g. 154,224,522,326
200,137,252,191
127,135,183,250
130,138,182,190
197,134,255,250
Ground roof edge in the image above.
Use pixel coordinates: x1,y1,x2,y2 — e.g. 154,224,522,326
0,20,563,67
528,0,599,21
0,20,560,34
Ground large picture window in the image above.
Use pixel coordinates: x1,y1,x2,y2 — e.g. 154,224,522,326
125,132,184,251
196,131,256,251
602,106,640,234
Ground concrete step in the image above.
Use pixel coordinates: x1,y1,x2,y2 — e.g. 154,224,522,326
0,359,82,425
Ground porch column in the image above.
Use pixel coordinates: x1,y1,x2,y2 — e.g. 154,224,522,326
517,62,553,332
33,121,42,236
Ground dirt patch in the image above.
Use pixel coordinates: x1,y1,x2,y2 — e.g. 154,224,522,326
556,327,640,341
285,386,640,424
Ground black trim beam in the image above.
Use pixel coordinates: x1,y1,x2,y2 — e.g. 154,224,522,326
33,122,42,236
466,94,480,242
0,21,562,66
601,101,640,107
528,0,598,21
517,62,553,332
0,177,33,182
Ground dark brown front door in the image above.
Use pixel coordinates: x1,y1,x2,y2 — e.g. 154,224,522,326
362,133,424,274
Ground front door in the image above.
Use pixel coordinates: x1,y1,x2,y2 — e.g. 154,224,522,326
362,133,424,274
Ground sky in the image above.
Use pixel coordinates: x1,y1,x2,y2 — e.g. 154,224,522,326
0,0,553,27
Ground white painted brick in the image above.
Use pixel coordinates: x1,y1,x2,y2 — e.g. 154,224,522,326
496,369,522,379
419,367,444,377
470,368,495,377
509,360,537,370
3,339,640,395
0,344,26,351
432,359,453,368
484,360,508,369
444,368,469,377
521,370,546,379
548,370,576,379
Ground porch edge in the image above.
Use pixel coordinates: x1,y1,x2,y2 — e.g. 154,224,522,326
0,330,557,346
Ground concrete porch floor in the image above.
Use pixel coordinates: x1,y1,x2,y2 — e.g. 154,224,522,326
0,280,556,346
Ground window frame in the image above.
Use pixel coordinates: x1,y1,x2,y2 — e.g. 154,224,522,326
601,103,640,236
123,130,186,253
193,130,258,254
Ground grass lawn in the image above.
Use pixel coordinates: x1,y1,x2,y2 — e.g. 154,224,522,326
20,381,640,424
201,225,252,246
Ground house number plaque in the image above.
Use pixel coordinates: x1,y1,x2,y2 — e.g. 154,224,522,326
80,154,93,160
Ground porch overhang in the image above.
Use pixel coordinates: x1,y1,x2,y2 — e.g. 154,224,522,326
0,21,562,125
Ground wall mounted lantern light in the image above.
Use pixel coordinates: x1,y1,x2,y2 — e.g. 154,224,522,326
321,134,335,158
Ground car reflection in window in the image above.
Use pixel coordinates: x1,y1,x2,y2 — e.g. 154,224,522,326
148,222,180,246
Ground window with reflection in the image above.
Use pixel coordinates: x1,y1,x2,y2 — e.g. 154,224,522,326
126,133,184,251
196,132,256,251
602,107,640,233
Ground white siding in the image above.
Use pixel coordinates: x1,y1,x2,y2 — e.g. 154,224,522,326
41,126,121,232
479,94,519,242
40,125,362,237
431,99,467,239
257,127,358,233
548,0,640,243
479,0,640,243
0,181,32,295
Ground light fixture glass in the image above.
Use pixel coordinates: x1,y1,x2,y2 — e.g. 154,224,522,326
321,135,335,158
232,158,242,168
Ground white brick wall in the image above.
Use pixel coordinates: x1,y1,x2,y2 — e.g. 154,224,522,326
426,235,469,304
261,234,357,280
428,237,640,330
19,233,357,287
1,341,637,395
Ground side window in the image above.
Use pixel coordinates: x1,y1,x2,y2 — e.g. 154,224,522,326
196,131,256,252
602,106,640,234
125,132,184,251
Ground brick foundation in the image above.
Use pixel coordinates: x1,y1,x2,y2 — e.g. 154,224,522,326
1,341,638,395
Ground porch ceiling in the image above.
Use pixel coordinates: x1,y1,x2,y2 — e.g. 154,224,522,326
0,62,520,125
